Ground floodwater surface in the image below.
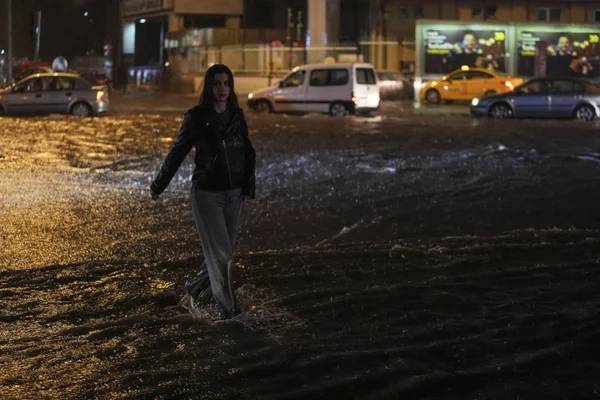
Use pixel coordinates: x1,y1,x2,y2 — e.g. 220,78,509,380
1,110,600,399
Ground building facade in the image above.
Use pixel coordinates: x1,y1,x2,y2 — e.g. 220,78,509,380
116,0,600,90
120,0,309,88
120,0,245,66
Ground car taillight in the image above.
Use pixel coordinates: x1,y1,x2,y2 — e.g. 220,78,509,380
351,91,357,104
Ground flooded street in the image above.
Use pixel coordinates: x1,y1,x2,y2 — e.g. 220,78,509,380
2,105,600,399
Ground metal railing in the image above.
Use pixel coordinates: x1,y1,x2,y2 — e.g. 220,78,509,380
125,41,411,92
167,41,402,76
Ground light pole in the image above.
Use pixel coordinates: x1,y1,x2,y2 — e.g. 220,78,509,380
287,8,293,69
34,6,42,60
295,10,303,43
7,0,13,83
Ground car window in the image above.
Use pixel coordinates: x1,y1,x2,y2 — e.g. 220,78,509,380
467,71,493,80
519,80,548,94
447,72,468,81
356,68,376,84
281,70,305,88
74,78,91,90
52,77,75,90
310,70,329,86
330,69,349,85
310,69,349,86
40,77,53,91
549,79,583,94
16,78,42,92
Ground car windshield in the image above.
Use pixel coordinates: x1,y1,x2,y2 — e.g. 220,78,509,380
281,70,305,88
516,80,548,94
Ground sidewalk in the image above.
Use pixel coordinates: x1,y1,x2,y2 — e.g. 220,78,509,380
110,91,201,114
108,90,471,117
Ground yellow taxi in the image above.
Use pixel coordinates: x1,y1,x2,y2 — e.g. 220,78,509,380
420,66,523,104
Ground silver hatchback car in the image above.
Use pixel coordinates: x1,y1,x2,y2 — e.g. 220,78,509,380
0,72,109,117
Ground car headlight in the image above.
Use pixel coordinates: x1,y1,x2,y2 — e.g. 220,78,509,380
471,97,480,107
248,93,254,99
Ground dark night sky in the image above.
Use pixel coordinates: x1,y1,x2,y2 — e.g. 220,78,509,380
1,0,109,61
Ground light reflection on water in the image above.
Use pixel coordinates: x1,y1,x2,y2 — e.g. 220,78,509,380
1,114,600,398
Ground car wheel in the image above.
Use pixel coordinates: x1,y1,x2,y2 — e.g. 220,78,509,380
330,102,349,117
0,105,5,117
484,90,497,97
71,102,93,117
573,104,595,121
425,89,441,104
253,100,272,113
489,103,513,119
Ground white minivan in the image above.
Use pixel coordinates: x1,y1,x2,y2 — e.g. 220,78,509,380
247,63,380,116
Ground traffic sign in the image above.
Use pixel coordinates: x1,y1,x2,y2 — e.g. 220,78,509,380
52,56,69,72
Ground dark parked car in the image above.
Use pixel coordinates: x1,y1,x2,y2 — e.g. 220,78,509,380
470,77,600,121
0,72,109,117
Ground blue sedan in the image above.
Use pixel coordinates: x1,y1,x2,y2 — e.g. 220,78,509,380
471,77,600,121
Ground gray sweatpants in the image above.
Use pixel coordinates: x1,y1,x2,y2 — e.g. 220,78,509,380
190,187,244,315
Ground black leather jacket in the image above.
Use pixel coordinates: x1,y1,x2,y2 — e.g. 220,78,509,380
151,105,256,198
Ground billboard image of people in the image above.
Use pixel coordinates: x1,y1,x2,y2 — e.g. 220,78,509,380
518,31,600,77
424,29,507,74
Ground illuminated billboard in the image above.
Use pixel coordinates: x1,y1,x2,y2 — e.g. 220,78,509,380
417,21,600,79
518,31,600,77
424,28,507,74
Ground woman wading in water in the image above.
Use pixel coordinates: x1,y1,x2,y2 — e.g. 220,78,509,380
150,64,256,319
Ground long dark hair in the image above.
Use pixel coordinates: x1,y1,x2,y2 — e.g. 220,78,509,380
198,64,239,110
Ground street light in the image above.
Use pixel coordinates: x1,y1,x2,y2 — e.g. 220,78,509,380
7,0,12,83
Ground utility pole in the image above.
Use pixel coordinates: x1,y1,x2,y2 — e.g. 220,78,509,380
354,0,360,60
7,0,13,83
379,0,387,69
286,8,293,69
295,10,305,65
295,10,304,43
108,0,124,90
34,7,42,60
286,8,293,45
